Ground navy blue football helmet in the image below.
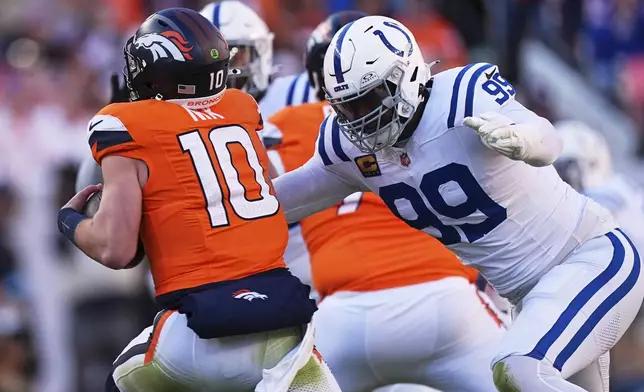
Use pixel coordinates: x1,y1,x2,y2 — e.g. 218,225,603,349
123,8,230,102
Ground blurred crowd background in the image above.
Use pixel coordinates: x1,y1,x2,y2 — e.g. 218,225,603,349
1,0,644,391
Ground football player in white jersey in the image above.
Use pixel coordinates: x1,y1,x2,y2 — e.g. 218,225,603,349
199,0,317,118
272,15,644,392
554,121,644,251
199,0,317,291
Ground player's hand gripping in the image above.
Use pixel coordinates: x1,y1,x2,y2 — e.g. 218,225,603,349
62,184,102,212
463,112,527,161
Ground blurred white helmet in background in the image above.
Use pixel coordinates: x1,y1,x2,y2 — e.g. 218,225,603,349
323,15,431,153
554,120,612,191
200,1,274,99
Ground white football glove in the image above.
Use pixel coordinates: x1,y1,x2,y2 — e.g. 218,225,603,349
463,112,527,161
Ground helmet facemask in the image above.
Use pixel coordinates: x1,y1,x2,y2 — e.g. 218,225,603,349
325,63,415,153
123,36,147,101
226,36,272,99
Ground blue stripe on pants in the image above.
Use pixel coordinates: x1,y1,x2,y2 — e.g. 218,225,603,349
553,230,640,370
525,231,627,363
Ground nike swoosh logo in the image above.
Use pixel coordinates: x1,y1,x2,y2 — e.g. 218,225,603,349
485,67,496,80
89,120,104,132
484,67,497,80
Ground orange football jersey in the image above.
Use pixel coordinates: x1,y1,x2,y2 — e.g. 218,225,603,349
89,89,288,296
268,102,473,299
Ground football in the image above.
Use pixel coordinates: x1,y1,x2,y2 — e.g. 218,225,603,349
83,190,146,269
83,189,102,218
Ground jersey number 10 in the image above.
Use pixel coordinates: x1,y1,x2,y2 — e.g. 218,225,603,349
178,125,279,227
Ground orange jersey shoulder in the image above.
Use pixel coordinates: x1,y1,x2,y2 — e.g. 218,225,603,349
88,89,287,296
266,102,469,298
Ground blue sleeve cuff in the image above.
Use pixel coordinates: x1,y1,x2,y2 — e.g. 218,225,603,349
57,208,88,245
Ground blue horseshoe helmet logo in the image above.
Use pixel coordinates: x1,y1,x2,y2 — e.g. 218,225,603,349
372,21,413,58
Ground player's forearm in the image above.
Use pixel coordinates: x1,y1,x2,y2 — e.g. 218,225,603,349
516,117,562,167
274,173,337,223
274,163,356,223
74,214,138,269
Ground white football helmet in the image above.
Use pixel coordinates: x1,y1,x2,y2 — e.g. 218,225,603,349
200,1,274,99
554,120,612,191
323,15,431,153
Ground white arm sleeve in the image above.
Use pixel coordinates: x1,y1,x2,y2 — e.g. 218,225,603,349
273,158,361,223
500,100,562,166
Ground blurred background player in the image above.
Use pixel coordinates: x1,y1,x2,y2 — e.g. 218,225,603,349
58,8,338,392
199,0,317,295
265,11,505,391
554,121,644,252
553,121,644,390
200,0,317,119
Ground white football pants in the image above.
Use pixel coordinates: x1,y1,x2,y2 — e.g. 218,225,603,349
314,277,505,391
110,312,340,392
492,229,644,392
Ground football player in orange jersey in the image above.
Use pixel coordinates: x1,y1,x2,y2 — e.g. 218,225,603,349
264,12,506,391
57,8,340,392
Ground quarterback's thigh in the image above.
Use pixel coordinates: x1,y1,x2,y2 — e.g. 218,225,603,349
494,230,644,379
111,325,188,392
420,284,504,391
118,311,302,392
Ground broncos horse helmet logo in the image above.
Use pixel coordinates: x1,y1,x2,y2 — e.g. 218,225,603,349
134,31,194,62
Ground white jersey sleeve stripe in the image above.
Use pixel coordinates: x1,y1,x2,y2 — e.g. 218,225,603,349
330,118,351,162
316,115,333,166
463,63,495,118
285,74,301,106
447,63,478,128
446,62,494,128
301,78,311,104
285,72,315,107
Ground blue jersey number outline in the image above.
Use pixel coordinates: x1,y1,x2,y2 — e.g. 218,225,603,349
379,163,507,244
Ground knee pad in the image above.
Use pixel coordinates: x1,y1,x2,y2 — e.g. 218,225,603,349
287,352,341,392
493,355,583,392
493,359,523,392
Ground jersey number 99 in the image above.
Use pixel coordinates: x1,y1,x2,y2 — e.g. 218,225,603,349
482,72,515,106
178,125,279,227
380,163,507,245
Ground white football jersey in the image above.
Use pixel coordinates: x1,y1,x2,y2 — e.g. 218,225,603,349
273,63,616,301
585,175,644,250
259,72,318,119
